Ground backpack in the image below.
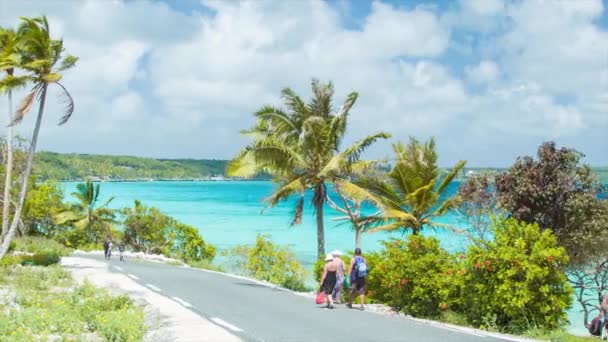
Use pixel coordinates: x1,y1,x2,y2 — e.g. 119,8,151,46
589,314,603,336
354,256,368,278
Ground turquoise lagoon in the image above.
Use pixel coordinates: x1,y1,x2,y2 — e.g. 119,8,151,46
59,180,593,334
61,180,469,265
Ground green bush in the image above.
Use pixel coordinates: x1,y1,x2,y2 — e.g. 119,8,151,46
362,218,572,333
20,252,61,266
0,255,23,267
458,217,573,332
366,236,460,318
10,236,72,257
225,234,308,291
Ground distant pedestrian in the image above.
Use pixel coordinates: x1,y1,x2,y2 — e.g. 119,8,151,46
108,240,113,260
347,248,368,310
119,243,125,261
319,253,338,309
103,240,110,260
331,250,346,304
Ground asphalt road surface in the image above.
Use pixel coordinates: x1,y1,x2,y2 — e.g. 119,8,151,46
81,253,515,342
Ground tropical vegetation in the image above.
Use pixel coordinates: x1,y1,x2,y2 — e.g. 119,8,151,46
366,217,572,333
224,234,308,291
338,138,465,235
0,16,77,260
0,12,606,339
227,79,390,259
0,263,146,341
55,179,116,246
35,151,230,181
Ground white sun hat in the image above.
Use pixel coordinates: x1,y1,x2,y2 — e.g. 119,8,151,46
325,253,334,261
330,250,343,256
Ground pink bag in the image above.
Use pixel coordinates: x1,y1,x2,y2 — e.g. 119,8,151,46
315,292,326,304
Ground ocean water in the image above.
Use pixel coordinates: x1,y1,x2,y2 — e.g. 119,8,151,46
59,180,604,334
60,180,469,267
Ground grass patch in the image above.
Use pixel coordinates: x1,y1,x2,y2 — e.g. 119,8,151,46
187,258,224,272
523,327,597,341
0,264,146,341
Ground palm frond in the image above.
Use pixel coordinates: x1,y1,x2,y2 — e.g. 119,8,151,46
436,160,466,195
226,149,258,178
290,196,304,225
58,55,78,72
281,87,308,118
254,106,299,136
342,132,391,165
264,176,306,208
54,211,82,225
368,222,404,234
55,82,74,125
12,88,38,125
335,179,391,212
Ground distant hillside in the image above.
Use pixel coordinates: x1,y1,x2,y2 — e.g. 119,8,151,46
33,152,608,183
35,152,229,181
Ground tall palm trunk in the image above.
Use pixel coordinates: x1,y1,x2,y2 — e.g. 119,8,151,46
355,226,362,249
1,89,13,240
0,84,47,259
314,182,326,259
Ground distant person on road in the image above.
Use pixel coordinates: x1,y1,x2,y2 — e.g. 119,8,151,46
331,250,346,304
119,243,125,261
103,240,111,260
347,248,368,310
320,253,338,309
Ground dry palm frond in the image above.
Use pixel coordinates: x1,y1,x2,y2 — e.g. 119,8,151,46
11,88,37,125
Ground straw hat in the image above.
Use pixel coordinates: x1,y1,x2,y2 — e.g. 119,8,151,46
324,253,334,261
330,250,343,257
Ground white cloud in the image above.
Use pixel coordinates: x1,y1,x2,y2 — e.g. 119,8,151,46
466,60,500,85
0,0,605,165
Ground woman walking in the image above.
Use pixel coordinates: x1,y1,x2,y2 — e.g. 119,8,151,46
331,250,346,304
319,253,338,309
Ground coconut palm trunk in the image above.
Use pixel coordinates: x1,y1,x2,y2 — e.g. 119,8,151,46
355,226,362,249
314,182,326,259
1,88,13,240
0,84,47,258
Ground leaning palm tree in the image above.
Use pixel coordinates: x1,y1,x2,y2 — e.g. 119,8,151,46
0,27,29,241
227,79,390,259
338,138,466,235
55,180,115,243
0,16,77,259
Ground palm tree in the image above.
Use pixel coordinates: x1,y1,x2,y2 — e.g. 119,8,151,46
227,79,390,259
326,163,383,249
0,16,77,259
55,180,115,243
0,27,29,241
338,138,466,235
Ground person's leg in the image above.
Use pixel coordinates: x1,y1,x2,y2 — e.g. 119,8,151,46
347,286,355,308
326,290,334,309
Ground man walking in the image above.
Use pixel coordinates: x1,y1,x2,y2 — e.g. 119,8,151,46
347,248,368,310
119,242,125,262
103,239,110,260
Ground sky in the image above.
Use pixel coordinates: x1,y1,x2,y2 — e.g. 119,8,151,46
0,0,606,167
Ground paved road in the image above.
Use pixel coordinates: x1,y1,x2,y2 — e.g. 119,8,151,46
82,254,513,342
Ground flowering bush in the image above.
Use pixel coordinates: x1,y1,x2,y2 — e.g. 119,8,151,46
366,235,461,318
364,218,572,332
458,217,573,332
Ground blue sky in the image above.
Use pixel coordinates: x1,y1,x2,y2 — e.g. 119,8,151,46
0,0,606,166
